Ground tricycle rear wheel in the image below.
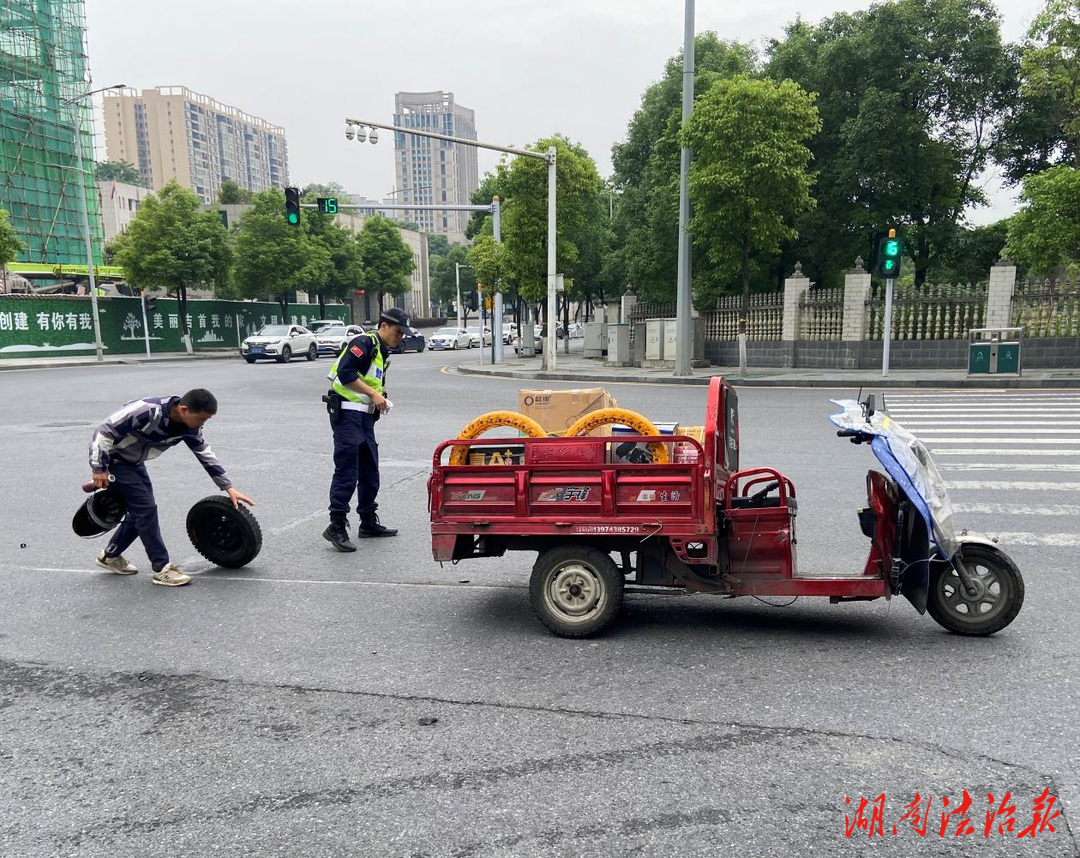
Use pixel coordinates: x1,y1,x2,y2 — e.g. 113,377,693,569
927,544,1024,636
530,546,623,638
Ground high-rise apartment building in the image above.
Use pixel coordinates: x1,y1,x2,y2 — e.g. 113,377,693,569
0,0,104,265
103,86,288,203
393,91,478,242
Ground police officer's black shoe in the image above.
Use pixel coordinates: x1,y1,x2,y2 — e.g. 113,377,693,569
358,514,397,538
323,516,357,552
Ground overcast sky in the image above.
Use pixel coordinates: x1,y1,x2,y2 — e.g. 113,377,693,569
87,0,1048,224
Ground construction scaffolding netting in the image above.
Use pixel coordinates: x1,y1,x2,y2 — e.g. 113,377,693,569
1,0,103,266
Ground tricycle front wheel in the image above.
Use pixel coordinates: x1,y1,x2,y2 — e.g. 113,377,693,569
927,544,1024,636
530,546,623,638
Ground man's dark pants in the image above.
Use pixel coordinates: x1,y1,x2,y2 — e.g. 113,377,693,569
105,461,170,572
329,410,380,517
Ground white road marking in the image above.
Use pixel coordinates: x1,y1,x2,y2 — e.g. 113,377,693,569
991,532,1080,547
942,463,1080,472
946,480,1080,491
11,566,524,590
903,421,1080,428
927,438,1080,445
954,502,1080,516
931,449,1080,456
915,428,1080,434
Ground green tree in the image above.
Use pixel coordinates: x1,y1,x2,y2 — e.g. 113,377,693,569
1005,165,1080,273
467,171,508,239
0,208,26,293
95,160,144,186
218,179,252,205
929,220,1012,283
766,0,1013,286
431,243,473,310
683,76,820,314
499,136,606,331
357,215,415,313
610,34,759,301
427,234,450,258
114,181,231,352
995,0,1080,183
301,190,363,314
233,189,330,316
303,181,346,197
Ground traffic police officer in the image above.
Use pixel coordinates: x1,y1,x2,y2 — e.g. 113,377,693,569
322,307,409,551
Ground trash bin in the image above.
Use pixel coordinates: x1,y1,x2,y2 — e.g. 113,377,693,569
968,327,1022,377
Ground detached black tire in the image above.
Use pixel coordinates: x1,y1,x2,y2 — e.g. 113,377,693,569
186,496,262,569
529,546,623,638
927,544,1024,636
306,344,318,361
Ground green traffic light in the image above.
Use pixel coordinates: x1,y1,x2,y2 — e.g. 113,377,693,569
287,212,299,224
885,240,899,257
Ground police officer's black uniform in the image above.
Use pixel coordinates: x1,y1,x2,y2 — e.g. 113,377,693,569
322,308,409,551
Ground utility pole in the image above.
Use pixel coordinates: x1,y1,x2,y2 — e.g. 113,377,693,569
674,0,695,377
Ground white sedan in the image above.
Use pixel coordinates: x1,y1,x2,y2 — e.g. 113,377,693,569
466,326,493,347
315,324,365,357
241,324,318,363
429,327,472,350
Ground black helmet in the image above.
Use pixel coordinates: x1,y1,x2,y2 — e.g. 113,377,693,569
72,487,128,538
379,307,410,330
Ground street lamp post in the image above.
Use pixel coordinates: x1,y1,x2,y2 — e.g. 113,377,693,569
454,262,470,329
674,0,695,377
344,117,559,369
62,83,125,362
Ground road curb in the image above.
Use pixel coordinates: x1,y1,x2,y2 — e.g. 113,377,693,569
456,364,1080,389
0,352,238,372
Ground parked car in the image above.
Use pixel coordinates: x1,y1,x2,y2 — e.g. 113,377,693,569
428,327,472,350
315,324,365,357
241,324,317,363
309,319,347,335
512,331,542,355
501,323,515,345
388,326,426,354
556,322,585,339
466,325,493,348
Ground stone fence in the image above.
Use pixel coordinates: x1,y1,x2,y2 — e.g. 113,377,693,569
627,259,1080,369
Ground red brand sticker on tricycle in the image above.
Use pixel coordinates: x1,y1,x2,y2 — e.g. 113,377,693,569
450,490,486,501
537,487,591,502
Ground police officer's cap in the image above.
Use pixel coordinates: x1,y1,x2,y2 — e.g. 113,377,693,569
72,488,128,538
379,307,410,330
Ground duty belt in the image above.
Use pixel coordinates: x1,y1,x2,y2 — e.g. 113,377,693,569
341,400,376,414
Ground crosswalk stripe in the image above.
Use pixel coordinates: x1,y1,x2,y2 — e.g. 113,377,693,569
946,480,1080,491
926,438,1080,444
991,532,1080,547
915,428,1080,434
903,421,1080,427
941,463,1080,472
931,448,1080,456
954,502,1080,516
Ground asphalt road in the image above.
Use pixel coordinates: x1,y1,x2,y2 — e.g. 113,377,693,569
1,348,1077,857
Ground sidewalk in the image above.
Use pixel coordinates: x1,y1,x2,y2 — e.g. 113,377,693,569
0,350,236,372
458,349,1080,389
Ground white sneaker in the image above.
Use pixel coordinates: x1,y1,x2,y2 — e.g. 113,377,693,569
152,564,191,587
96,551,138,575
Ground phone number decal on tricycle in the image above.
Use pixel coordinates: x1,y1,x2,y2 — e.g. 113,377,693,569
573,525,642,534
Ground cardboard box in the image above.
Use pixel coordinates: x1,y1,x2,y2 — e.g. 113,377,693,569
518,387,617,436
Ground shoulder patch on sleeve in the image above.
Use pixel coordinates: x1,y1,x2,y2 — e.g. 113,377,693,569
350,345,364,358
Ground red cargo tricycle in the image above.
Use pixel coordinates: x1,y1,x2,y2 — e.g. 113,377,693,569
428,378,1024,638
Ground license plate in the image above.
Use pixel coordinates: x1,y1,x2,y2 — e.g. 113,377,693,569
250,348,262,354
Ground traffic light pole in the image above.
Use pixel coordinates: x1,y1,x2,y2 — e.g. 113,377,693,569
882,277,895,378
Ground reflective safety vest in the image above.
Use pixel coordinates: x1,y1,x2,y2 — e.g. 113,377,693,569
327,332,386,405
